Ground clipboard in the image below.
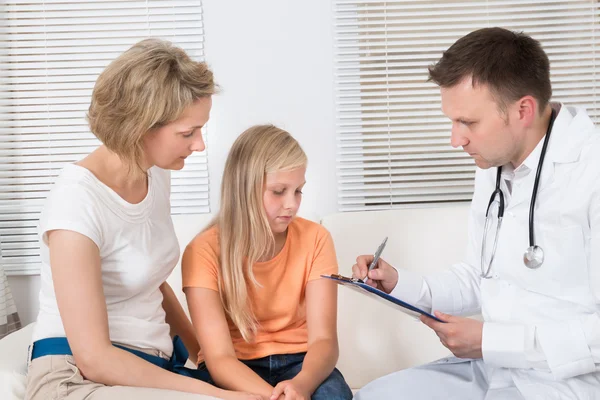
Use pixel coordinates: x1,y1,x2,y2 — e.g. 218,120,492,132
322,274,444,323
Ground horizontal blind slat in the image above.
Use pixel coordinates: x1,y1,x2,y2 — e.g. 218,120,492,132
1,1,209,274
334,0,599,211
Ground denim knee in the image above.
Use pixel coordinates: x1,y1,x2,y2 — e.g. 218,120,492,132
311,367,353,400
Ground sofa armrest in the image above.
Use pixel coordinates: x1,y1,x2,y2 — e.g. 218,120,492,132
0,323,34,375
0,323,34,400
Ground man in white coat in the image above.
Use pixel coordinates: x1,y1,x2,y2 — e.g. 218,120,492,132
353,27,600,400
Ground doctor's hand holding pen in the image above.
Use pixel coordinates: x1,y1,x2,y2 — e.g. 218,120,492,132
351,255,399,294
352,252,484,360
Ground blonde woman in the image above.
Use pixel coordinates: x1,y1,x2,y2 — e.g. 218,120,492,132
182,125,353,400
25,39,260,400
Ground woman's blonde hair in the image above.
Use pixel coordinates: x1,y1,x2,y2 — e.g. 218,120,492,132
210,124,307,342
87,38,216,174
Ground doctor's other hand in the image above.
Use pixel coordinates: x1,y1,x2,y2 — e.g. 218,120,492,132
420,311,483,359
352,255,398,294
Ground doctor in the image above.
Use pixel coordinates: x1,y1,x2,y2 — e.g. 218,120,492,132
353,27,600,400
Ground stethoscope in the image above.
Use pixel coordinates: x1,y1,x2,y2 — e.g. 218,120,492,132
480,109,557,279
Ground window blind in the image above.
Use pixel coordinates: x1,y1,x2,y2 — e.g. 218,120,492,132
334,0,599,211
0,0,208,274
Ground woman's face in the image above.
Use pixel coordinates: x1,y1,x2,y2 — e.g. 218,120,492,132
143,96,212,170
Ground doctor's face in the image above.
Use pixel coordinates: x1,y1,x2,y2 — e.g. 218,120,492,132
441,78,521,169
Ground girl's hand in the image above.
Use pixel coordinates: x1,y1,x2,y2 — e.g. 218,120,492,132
270,379,310,400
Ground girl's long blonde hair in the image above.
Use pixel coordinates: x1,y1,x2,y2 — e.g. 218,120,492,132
209,124,307,342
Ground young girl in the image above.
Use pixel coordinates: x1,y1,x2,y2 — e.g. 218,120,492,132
182,125,353,400
25,39,259,400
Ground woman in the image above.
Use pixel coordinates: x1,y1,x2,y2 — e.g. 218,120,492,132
25,39,259,400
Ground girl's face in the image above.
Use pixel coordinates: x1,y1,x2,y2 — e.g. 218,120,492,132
142,97,212,170
263,167,306,235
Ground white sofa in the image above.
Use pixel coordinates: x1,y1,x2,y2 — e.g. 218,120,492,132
0,204,470,397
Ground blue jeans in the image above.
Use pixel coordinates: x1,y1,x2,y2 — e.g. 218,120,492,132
200,352,352,400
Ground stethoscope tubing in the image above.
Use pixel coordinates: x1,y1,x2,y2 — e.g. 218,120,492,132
480,108,557,278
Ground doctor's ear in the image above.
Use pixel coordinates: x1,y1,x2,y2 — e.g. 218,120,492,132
516,96,538,127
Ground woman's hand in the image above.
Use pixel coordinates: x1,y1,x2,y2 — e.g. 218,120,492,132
219,389,264,400
270,379,311,400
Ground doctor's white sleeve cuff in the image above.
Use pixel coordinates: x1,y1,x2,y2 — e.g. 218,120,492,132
390,268,431,311
536,320,596,380
423,270,468,315
482,322,529,369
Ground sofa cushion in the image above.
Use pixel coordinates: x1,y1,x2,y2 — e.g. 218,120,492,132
3,205,471,395
0,323,34,400
322,204,470,389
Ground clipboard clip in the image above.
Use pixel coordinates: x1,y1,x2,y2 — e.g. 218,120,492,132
331,273,364,284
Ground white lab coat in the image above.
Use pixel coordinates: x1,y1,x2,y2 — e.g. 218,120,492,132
356,104,600,400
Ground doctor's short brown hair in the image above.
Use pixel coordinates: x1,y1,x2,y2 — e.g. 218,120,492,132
428,27,552,114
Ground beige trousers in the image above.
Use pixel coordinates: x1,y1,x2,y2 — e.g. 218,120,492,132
24,352,222,400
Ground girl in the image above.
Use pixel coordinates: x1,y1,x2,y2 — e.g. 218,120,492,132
25,39,259,400
182,125,353,400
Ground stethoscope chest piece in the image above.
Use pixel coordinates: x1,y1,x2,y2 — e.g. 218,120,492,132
523,245,544,269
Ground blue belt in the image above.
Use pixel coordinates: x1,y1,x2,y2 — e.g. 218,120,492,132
30,335,211,382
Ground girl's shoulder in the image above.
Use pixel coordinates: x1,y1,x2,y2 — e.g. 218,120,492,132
186,224,220,254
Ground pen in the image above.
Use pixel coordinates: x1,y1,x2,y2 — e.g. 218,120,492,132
362,236,388,283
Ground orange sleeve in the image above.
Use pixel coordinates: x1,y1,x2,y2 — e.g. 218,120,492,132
308,226,339,281
181,232,220,292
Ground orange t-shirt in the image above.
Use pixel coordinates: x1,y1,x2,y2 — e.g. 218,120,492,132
181,217,338,360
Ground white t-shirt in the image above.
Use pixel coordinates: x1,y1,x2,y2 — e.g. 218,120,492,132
32,164,180,357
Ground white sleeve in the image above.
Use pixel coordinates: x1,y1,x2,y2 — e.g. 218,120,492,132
389,170,486,316
422,195,483,316
390,268,432,312
482,317,597,379
39,183,103,249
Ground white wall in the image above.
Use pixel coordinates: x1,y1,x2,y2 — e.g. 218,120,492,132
8,275,41,326
9,0,340,325
203,0,338,221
